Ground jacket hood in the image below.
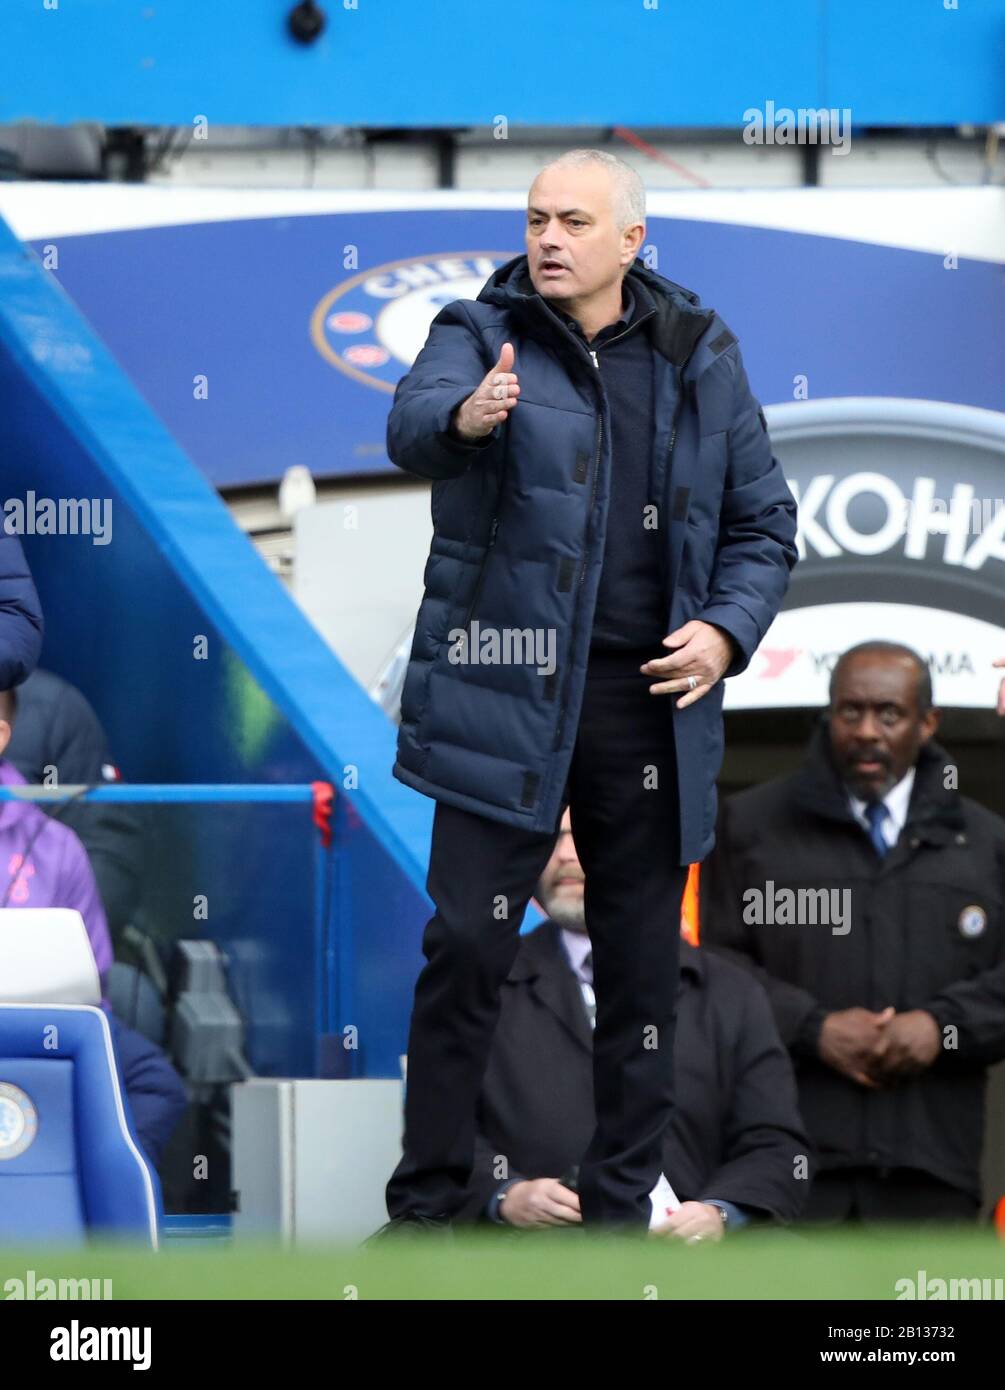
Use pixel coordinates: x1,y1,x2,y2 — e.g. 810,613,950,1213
792,717,965,839
478,253,718,369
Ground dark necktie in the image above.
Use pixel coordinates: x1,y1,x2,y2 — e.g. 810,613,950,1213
865,799,890,857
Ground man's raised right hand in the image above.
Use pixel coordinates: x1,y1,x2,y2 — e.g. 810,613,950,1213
450,342,520,442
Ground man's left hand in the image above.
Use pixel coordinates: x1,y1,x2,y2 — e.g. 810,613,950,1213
650,1201,725,1243
642,621,736,709
867,1010,942,1082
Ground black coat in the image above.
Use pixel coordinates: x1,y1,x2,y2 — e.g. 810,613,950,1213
701,721,1005,1202
458,922,810,1224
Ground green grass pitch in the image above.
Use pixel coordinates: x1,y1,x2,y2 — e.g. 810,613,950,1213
2,1228,1003,1300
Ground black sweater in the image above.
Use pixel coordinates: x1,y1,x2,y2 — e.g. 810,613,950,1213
554,281,668,651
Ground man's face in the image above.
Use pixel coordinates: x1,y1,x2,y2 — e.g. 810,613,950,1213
828,653,939,800
525,164,641,306
535,808,586,930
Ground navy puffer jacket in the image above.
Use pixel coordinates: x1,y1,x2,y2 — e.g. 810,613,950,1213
0,536,43,689
387,255,798,863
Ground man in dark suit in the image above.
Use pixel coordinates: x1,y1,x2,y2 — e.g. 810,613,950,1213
458,808,811,1238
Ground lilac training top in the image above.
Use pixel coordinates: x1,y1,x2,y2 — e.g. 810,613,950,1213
0,759,113,1007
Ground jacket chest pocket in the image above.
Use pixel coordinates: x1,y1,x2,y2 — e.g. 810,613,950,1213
901,878,1001,984
695,359,735,437
688,433,727,527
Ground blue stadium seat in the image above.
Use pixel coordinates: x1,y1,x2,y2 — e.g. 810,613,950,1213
0,1004,161,1247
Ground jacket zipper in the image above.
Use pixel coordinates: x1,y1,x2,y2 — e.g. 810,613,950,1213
461,515,499,629
553,347,603,751
653,364,691,606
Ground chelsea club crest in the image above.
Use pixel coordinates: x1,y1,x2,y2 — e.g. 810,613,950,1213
957,904,988,939
0,1082,38,1160
310,252,514,390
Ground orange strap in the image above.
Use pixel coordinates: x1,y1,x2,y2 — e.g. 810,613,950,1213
681,861,700,945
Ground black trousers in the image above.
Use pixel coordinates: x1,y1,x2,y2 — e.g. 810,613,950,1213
386,643,688,1229
801,1166,982,1225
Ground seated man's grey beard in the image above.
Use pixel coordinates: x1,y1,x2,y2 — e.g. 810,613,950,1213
543,892,586,929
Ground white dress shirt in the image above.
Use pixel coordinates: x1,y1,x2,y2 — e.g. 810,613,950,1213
846,765,916,848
